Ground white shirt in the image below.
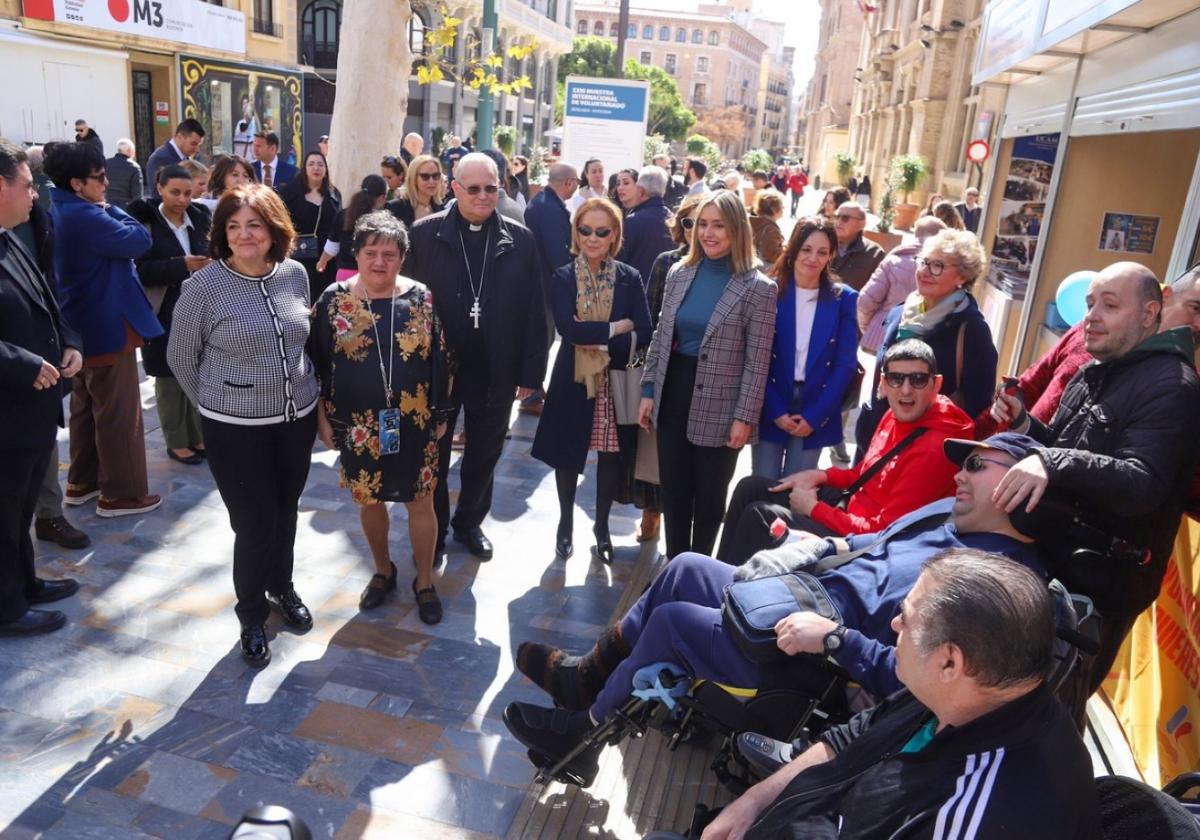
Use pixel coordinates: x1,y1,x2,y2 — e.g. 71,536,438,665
793,287,820,380
158,205,193,256
567,185,603,217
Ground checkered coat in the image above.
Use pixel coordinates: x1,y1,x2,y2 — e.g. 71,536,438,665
641,260,777,446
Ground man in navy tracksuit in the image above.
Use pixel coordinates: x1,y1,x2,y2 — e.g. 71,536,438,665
505,434,1048,784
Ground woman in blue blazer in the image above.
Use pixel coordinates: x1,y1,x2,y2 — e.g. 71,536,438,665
754,216,859,479
531,198,652,563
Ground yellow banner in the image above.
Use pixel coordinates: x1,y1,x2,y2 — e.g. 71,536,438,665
1103,519,1200,785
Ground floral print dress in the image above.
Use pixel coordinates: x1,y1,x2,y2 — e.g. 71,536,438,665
311,280,448,505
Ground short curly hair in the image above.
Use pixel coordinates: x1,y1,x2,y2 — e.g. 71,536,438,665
921,228,988,289
352,209,410,257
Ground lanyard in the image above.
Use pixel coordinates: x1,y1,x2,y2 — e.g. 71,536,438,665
362,282,398,407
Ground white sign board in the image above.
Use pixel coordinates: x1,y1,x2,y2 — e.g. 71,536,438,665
23,0,246,55
560,76,650,178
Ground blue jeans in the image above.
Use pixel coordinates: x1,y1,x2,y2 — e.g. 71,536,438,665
752,382,825,480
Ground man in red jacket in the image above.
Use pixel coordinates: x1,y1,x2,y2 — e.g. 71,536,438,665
718,339,973,565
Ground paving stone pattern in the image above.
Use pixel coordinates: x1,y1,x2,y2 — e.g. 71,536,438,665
0,375,662,839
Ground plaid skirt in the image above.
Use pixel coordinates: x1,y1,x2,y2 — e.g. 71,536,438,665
589,373,620,453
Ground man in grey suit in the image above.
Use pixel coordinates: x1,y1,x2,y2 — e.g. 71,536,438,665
104,139,143,210
144,119,205,197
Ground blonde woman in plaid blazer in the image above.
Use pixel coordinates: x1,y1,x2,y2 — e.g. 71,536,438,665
637,190,777,558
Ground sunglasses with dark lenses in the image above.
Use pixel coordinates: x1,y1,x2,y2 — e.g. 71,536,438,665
680,217,696,230
462,184,500,195
417,171,441,181
882,371,932,389
578,225,612,239
962,454,1012,473
835,212,865,222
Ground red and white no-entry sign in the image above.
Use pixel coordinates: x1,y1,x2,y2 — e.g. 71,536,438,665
966,139,991,164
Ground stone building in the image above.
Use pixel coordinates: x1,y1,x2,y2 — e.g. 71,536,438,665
847,0,1005,211
802,0,867,185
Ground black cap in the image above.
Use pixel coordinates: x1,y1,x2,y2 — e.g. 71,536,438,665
360,174,387,198
943,432,1042,466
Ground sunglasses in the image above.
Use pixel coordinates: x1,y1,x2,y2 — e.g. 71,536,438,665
461,183,499,195
578,225,612,239
84,172,108,184
882,371,932,389
962,454,1012,473
835,213,865,222
417,171,440,181
680,217,696,230
917,258,954,277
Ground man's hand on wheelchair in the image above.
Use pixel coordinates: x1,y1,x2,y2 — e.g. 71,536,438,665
699,792,764,840
775,611,837,656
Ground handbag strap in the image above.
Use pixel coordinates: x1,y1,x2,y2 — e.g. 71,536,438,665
841,427,928,498
309,201,324,237
814,509,950,574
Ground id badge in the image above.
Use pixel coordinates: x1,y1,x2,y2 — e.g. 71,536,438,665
378,408,401,456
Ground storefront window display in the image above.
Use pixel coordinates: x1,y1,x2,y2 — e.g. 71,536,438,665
180,56,304,166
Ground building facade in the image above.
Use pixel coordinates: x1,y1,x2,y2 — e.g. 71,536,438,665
574,1,768,158
802,0,866,185
846,0,1004,211
750,19,793,154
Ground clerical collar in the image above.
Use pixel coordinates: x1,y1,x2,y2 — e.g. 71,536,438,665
468,223,483,232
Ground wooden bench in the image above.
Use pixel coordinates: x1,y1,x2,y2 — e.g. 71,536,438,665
506,544,733,839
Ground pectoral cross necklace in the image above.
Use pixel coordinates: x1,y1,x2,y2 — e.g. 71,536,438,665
458,226,490,330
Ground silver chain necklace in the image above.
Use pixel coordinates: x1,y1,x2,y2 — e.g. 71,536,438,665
457,227,490,329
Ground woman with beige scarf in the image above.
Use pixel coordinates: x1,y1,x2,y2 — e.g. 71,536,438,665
531,198,653,563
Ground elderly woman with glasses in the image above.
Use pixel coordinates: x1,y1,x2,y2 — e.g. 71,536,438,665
531,197,652,563
854,228,996,454
311,211,450,623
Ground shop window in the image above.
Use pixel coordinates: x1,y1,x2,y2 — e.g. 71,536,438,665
253,0,278,36
692,29,702,43
643,24,653,39
300,0,340,69
709,30,720,45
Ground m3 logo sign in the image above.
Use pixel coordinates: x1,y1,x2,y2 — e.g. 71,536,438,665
107,0,164,27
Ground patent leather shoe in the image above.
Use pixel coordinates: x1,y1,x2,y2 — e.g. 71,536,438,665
0,608,66,636
240,623,271,667
266,588,313,631
453,526,494,560
555,535,574,560
28,577,79,605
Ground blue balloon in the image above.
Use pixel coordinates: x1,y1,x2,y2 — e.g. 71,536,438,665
1055,270,1095,327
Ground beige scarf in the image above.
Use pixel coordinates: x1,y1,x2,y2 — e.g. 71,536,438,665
573,254,616,398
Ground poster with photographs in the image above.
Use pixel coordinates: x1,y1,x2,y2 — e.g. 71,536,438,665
1098,212,1160,255
987,133,1059,300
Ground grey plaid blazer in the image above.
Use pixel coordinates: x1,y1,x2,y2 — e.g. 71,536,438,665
641,260,777,446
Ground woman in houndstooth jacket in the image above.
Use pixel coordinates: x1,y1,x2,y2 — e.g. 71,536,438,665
637,190,777,558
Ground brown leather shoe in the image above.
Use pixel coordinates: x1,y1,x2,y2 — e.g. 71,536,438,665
518,397,544,416
63,485,100,506
96,494,162,518
34,516,91,549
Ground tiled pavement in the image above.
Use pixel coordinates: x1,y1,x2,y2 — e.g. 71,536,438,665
0,370,666,839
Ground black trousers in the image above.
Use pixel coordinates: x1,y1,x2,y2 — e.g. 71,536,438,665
434,381,512,541
0,439,55,622
202,412,316,625
656,354,740,558
715,474,839,566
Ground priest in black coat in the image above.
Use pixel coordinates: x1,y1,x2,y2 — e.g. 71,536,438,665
406,153,548,558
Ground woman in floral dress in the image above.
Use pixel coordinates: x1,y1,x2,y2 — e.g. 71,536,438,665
311,211,450,624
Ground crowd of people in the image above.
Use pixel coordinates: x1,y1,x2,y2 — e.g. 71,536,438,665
3,120,1200,834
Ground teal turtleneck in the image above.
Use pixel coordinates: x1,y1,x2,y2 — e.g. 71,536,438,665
674,255,732,357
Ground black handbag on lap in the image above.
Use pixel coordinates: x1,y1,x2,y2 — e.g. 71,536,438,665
722,572,842,665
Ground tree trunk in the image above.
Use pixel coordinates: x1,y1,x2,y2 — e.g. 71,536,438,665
328,0,413,197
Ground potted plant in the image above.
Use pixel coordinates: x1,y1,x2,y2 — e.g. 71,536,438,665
890,154,927,230
493,125,517,157
862,180,903,251
834,151,857,187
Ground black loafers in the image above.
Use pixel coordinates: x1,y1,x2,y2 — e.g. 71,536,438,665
240,623,271,667
453,526,494,560
167,448,204,465
360,562,398,610
28,577,80,605
412,578,443,625
266,588,313,631
0,609,66,636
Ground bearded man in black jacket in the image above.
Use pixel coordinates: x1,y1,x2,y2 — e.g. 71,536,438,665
703,549,1099,840
406,153,548,559
991,261,1200,691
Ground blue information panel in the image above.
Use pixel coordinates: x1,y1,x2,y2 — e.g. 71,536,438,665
564,81,649,123
561,76,651,179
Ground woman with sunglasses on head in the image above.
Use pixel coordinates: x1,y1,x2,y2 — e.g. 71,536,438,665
854,228,996,454
752,216,859,479
532,198,651,563
638,190,777,558
279,150,340,303
385,154,445,228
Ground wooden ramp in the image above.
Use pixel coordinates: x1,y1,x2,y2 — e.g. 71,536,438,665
506,547,733,839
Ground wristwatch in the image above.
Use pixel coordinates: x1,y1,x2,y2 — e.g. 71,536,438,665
822,624,846,658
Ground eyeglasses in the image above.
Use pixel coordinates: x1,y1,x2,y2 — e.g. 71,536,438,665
417,171,440,181
680,217,696,230
917,258,955,277
577,225,612,239
85,172,108,184
461,183,499,195
962,454,1012,473
835,213,865,222
881,371,933,389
